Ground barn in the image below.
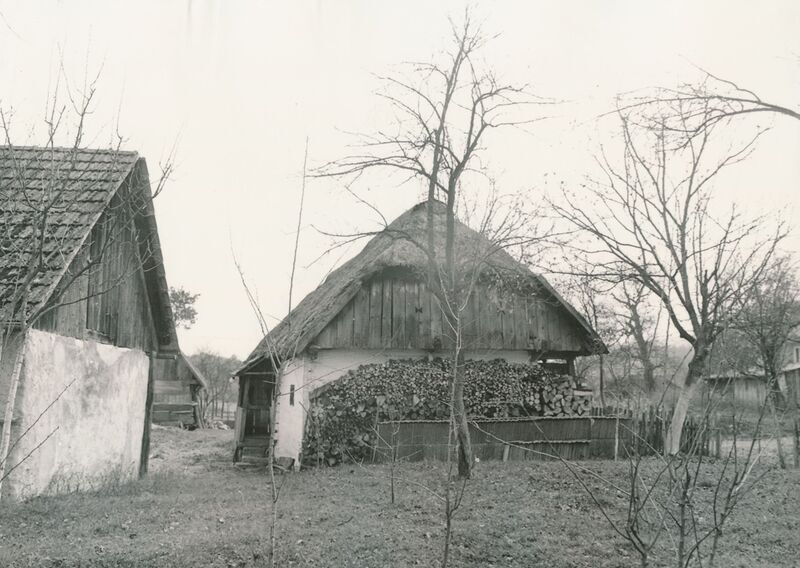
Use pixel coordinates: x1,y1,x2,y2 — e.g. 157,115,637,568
0,146,197,501
233,201,607,466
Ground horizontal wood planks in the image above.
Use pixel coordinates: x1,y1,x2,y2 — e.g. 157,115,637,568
313,273,586,353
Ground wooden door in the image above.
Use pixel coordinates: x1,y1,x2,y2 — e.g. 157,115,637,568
243,375,272,436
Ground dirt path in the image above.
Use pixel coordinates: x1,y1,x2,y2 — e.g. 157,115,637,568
719,435,798,466
148,425,235,474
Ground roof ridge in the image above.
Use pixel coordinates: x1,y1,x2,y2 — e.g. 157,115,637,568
0,144,139,156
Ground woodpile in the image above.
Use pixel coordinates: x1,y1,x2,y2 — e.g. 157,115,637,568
539,379,592,417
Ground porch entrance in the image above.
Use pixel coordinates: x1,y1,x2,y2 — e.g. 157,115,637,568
233,371,275,462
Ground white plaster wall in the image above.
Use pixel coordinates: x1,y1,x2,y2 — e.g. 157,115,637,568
272,358,305,463
3,329,149,501
273,348,534,465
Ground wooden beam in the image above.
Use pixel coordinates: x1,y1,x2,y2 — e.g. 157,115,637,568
139,354,156,478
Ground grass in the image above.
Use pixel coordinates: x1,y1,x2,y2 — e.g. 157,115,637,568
0,427,798,567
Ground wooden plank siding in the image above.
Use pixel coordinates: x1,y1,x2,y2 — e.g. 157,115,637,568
33,191,158,353
381,279,392,349
313,273,587,353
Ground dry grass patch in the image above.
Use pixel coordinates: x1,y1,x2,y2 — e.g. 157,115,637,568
0,428,797,567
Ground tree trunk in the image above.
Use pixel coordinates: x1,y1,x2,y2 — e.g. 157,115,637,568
665,351,706,455
0,331,28,496
767,377,785,409
664,372,696,456
642,361,656,393
665,385,694,455
139,354,155,477
452,348,472,478
598,354,606,408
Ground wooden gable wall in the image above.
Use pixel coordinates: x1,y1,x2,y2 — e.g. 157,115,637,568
314,271,587,354
34,188,158,353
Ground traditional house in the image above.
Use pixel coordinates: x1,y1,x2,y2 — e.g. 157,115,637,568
0,146,197,501
233,201,607,466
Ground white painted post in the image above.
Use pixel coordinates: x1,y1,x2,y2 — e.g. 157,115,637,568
0,331,28,498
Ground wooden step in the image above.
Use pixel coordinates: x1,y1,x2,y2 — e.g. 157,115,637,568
234,457,270,467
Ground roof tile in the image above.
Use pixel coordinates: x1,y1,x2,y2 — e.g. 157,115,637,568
0,146,139,320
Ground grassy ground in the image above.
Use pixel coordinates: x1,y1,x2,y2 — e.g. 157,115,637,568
1,427,798,568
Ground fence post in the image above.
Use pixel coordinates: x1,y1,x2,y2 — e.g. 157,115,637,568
794,419,800,469
614,413,620,462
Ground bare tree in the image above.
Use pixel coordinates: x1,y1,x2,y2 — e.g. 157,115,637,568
230,139,311,567
569,273,618,407
613,282,660,394
190,350,241,423
553,105,787,454
732,258,799,405
626,71,800,137
314,13,549,482
558,394,771,568
729,258,800,468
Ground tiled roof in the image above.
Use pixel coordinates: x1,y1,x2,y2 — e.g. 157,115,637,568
0,146,139,321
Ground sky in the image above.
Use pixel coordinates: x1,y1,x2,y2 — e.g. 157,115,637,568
1,1,798,359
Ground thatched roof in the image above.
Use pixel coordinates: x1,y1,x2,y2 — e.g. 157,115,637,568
239,201,606,372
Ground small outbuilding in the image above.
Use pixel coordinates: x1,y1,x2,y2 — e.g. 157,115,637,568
233,201,607,466
705,327,800,408
152,352,208,427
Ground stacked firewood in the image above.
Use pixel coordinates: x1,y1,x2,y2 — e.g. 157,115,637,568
539,379,593,417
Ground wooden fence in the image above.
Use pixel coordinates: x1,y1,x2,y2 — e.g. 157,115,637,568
373,406,719,463
374,416,624,462
593,405,717,457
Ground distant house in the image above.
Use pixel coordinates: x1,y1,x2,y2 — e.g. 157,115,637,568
779,329,800,408
233,201,607,466
705,327,800,408
705,370,770,406
0,146,199,501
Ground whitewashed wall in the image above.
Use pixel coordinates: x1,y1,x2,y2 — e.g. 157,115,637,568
2,329,149,501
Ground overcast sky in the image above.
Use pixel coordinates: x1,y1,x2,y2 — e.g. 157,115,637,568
1,1,798,359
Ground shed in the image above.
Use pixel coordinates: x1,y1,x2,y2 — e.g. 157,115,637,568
152,352,208,427
705,372,769,406
233,201,607,466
